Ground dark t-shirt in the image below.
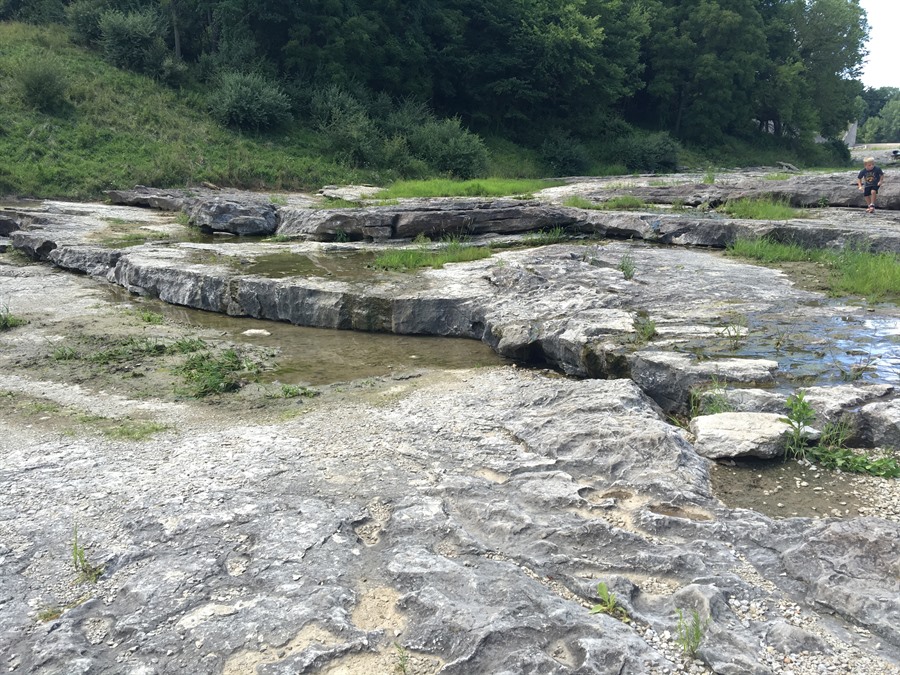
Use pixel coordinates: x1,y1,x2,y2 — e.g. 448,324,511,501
858,166,884,186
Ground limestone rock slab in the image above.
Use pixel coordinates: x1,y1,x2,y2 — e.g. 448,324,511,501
690,412,791,459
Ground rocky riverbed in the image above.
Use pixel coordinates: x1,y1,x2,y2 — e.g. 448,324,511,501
1,174,899,674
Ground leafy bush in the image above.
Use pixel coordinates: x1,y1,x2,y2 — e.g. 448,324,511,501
2,0,66,24
15,53,68,113
540,131,591,176
407,118,489,179
66,0,107,46
620,131,681,173
208,71,293,131
311,85,380,165
98,8,162,73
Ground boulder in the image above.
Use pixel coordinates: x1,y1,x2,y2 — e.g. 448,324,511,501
857,400,900,448
689,412,792,459
187,198,278,236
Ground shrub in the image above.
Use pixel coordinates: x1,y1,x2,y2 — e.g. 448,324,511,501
208,71,293,131
66,0,107,46
3,0,66,24
407,118,489,179
620,131,681,173
540,131,591,176
311,85,380,165
98,8,162,73
15,53,68,113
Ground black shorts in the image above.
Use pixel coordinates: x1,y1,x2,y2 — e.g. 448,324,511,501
863,185,879,196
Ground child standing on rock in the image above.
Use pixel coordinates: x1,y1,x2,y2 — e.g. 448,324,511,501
857,156,884,213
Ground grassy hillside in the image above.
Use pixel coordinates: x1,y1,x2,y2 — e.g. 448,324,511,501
0,22,365,199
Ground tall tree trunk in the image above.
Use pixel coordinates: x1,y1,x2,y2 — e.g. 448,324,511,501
171,9,181,60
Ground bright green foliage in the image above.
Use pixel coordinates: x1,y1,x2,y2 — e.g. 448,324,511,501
860,97,900,143
719,197,801,221
618,254,635,280
103,420,169,441
0,304,27,330
728,239,900,302
523,227,568,246
98,8,163,74
379,178,557,199
826,249,900,302
590,582,630,621
675,608,710,658
373,239,492,271
782,391,816,460
799,416,900,478
72,523,104,584
726,238,822,263
174,348,257,397
14,51,68,113
208,71,293,131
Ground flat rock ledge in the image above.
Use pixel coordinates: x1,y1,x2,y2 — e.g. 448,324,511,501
98,182,900,253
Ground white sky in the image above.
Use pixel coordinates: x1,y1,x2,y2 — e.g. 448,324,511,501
859,0,900,89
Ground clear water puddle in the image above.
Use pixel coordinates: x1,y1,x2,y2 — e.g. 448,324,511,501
678,309,900,390
108,288,509,385
237,250,379,280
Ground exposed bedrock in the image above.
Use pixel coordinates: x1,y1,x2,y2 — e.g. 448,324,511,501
3,368,899,673
101,184,900,249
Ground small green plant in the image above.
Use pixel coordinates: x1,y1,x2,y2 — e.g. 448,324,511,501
52,345,79,361
524,226,568,246
618,254,636,280
269,194,288,205
716,315,748,350
37,606,63,622
269,383,319,399
763,172,791,181
175,211,191,226
806,418,900,477
782,391,816,460
174,349,257,397
0,304,27,331
393,642,410,675
689,376,733,417
590,582,630,622
373,239,492,271
632,312,657,343
563,195,647,211
702,168,716,185
334,228,350,243
135,309,164,325
170,337,207,354
103,420,169,441
675,608,710,658
817,196,829,208
320,197,362,209
72,524,103,584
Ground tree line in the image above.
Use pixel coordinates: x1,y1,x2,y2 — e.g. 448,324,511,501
2,0,891,171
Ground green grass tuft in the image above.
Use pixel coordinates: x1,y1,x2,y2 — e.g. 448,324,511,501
378,178,561,199
719,197,801,220
174,348,258,397
563,195,648,211
728,238,900,301
373,238,492,271
0,304,27,330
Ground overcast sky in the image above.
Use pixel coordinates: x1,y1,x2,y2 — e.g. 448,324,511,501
859,0,899,89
